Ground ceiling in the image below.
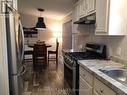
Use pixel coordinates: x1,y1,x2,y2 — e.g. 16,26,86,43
18,0,78,20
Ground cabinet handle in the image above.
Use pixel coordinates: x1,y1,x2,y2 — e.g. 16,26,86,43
100,89,104,93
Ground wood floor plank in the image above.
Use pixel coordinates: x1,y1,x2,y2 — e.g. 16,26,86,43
23,60,69,95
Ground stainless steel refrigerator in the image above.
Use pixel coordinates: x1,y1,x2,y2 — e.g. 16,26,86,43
5,4,26,95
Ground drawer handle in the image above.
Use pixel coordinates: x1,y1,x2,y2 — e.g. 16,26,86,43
100,89,104,93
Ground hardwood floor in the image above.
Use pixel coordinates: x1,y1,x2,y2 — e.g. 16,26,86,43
23,59,69,95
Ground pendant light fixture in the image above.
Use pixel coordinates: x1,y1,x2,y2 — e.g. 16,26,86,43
36,8,46,30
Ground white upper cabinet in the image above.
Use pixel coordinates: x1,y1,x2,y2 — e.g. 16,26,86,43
86,0,96,14
73,3,80,22
79,0,87,18
95,0,109,35
73,0,96,21
95,0,127,35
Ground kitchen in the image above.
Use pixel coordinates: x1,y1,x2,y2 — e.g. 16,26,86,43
0,0,127,95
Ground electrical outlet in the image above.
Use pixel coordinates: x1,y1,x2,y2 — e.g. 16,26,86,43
116,47,121,56
79,44,83,51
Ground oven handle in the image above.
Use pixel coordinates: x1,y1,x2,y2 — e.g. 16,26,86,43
64,61,74,70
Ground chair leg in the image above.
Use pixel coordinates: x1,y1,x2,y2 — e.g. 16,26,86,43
48,53,49,67
33,71,39,86
56,55,58,70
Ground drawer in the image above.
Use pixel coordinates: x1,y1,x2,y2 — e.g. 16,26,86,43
80,66,93,86
94,77,116,95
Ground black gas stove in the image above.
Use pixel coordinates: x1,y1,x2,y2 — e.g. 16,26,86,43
67,51,104,60
63,43,107,95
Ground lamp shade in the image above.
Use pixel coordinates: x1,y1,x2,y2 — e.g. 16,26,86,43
36,17,46,30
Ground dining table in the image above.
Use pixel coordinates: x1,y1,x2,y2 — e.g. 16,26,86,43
28,44,52,48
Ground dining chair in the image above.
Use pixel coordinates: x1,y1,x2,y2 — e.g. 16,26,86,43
48,42,59,69
33,44,47,86
33,44,47,71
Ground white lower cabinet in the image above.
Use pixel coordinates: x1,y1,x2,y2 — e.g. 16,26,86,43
79,66,93,95
94,77,116,95
79,65,117,95
80,66,93,86
79,76,92,95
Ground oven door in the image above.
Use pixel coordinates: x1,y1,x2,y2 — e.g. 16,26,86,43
64,61,77,95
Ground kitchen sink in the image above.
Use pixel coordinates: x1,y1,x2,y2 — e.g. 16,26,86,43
99,68,127,85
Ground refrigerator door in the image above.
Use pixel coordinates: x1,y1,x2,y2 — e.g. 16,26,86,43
6,12,25,95
14,14,25,72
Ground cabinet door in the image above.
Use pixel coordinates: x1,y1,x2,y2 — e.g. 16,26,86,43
79,0,83,17
94,77,116,95
93,90,100,95
108,0,127,35
73,4,80,22
80,66,93,86
95,0,109,34
86,0,95,14
79,0,87,17
79,76,92,95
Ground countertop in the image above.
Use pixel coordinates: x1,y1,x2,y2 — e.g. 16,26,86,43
62,49,83,53
78,60,127,95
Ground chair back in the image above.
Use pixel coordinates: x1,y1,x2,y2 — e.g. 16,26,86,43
33,44,47,71
33,44,47,57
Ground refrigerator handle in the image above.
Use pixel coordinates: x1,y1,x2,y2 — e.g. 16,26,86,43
19,20,25,62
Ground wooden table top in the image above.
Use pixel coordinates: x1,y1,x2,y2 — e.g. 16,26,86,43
28,44,52,48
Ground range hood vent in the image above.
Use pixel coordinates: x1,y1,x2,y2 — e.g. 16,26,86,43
74,14,96,25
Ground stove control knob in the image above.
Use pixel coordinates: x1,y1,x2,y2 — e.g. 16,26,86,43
68,59,71,63
70,60,73,64
73,61,76,66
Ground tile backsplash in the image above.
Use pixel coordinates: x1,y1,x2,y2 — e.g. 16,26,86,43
75,24,127,61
